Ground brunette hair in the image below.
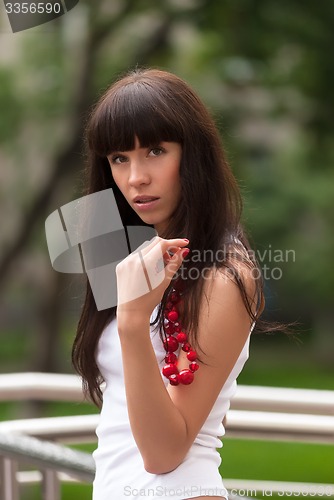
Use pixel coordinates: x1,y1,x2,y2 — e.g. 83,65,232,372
72,68,265,407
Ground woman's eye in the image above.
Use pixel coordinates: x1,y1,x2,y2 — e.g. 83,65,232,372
111,155,127,164
149,147,165,157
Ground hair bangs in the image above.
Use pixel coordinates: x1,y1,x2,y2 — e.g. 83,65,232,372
88,81,184,157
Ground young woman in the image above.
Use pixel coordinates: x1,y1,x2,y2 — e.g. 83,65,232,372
72,68,265,500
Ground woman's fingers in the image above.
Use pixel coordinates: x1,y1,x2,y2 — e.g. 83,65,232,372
139,238,189,289
163,247,190,282
138,236,189,257
116,237,189,306
142,242,189,286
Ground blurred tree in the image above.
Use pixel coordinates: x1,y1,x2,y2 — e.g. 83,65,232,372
0,0,190,372
0,0,333,374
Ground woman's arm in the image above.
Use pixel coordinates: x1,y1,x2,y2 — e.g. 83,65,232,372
117,259,255,474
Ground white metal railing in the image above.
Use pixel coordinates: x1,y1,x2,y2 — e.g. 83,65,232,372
231,384,334,415
0,431,95,500
0,373,333,499
1,372,333,414
0,373,84,402
0,409,333,445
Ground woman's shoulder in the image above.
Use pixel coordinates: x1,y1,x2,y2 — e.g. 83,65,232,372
198,238,259,325
209,244,257,298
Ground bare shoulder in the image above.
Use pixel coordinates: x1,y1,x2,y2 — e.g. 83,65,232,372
206,240,260,318
194,265,254,360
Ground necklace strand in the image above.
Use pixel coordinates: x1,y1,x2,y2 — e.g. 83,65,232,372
162,285,199,385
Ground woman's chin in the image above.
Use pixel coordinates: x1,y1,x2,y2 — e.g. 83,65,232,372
137,214,165,229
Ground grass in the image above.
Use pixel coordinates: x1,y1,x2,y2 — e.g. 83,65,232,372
20,483,93,500
220,439,334,483
220,439,334,500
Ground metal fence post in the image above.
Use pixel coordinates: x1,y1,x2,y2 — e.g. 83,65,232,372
0,456,19,500
42,469,61,500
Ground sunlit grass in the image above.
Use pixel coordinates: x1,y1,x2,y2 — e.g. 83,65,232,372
220,439,334,483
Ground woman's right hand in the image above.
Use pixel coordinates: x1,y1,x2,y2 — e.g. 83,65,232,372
115,236,189,320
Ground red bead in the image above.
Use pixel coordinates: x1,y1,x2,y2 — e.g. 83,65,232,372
165,324,175,335
179,369,194,385
162,363,179,378
167,310,179,322
165,352,177,364
182,342,191,352
189,362,199,372
176,332,187,343
162,284,199,386
187,350,197,361
163,336,179,352
169,374,179,385
169,292,179,303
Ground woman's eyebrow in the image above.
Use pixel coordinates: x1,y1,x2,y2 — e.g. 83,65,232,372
108,150,124,156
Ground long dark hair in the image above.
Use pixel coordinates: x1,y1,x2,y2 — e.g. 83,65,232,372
72,68,265,407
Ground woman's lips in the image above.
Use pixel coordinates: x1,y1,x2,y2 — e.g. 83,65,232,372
134,198,160,210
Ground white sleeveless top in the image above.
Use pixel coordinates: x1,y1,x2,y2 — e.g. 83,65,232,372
92,306,251,500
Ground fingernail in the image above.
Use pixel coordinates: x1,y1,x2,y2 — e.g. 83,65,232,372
182,238,189,243
181,248,190,258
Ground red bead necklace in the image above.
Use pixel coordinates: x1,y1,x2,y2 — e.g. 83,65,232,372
162,285,199,385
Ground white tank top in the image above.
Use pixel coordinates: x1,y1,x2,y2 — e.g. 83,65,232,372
92,306,251,500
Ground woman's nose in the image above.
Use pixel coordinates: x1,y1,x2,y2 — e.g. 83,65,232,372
128,160,150,186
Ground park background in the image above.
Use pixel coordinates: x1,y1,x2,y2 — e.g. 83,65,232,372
0,0,333,498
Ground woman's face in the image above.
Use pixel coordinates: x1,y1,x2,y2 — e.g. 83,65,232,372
107,137,182,235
